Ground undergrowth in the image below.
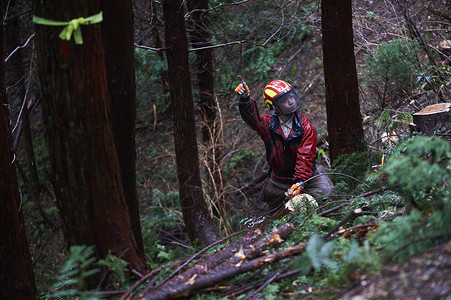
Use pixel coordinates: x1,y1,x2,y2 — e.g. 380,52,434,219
43,133,450,299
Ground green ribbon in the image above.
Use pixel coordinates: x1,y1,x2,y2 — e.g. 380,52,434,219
33,12,103,45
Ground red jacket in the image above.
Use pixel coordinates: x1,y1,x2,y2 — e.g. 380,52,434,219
239,96,317,183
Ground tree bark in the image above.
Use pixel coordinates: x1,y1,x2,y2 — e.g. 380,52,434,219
321,0,364,161
135,224,298,300
33,0,147,277
186,0,227,229
100,0,145,260
0,5,38,297
410,103,450,136
162,0,218,246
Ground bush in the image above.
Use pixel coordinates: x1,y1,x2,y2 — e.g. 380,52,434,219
370,136,451,261
364,38,420,108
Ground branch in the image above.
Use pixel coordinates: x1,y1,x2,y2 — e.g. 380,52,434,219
323,208,365,240
184,0,250,19
4,33,35,63
135,241,306,300
134,40,245,53
134,224,296,300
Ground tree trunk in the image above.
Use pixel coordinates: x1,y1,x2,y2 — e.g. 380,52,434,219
100,0,145,260
321,0,364,161
162,0,218,246
186,0,227,231
0,6,38,297
32,0,147,277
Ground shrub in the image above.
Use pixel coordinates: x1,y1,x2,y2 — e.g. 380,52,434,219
364,38,420,108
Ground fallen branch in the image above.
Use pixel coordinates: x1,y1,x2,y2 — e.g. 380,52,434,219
135,240,306,300
134,224,296,300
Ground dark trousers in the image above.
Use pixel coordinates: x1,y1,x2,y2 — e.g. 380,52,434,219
259,165,334,211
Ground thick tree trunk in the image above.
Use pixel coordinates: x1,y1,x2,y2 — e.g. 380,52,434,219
100,0,145,260
321,0,364,161
186,0,227,230
162,0,218,246
33,0,147,276
0,7,38,297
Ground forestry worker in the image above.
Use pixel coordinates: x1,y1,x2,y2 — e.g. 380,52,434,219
235,79,334,212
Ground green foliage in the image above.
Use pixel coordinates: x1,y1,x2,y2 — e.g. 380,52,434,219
332,151,381,193
50,246,100,299
261,283,280,300
382,136,450,204
134,48,170,114
377,109,413,132
290,236,382,293
210,0,316,90
223,148,262,182
370,136,451,261
141,190,196,268
305,234,339,270
98,251,129,289
364,38,420,107
316,239,381,288
416,64,451,90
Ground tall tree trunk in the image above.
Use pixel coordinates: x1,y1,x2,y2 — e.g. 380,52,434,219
100,0,145,260
32,0,147,277
321,0,364,161
149,1,170,95
186,0,227,232
162,0,218,246
0,5,38,297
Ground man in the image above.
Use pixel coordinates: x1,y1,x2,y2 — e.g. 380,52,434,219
235,79,333,212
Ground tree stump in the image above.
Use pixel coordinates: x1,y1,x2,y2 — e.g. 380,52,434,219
410,103,450,136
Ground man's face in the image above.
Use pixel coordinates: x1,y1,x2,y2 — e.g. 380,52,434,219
278,95,297,114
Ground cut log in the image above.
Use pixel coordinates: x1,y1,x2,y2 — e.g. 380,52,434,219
134,224,295,300
410,103,450,135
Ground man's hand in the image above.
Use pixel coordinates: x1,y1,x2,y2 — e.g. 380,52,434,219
234,76,250,97
285,182,304,198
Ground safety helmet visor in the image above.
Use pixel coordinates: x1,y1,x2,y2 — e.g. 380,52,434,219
273,89,302,115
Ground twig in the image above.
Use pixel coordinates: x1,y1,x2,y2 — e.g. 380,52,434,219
118,262,180,300
318,188,387,217
395,232,451,256
134,41,246,53
4,33,35,63
242,264,292,300
154,230,246,288
184,0,250,19
323,208,365,240
222,269,300,298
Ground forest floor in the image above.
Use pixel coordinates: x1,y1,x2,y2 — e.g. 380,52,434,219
336,240,451,299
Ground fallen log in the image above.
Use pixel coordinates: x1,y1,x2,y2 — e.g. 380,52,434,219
133,223,296,300
135,241,306,300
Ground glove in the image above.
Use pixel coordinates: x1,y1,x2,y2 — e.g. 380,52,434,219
234,76,250,97
285,181,304,198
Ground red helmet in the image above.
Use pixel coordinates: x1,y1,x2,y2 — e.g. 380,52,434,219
263,80,302,115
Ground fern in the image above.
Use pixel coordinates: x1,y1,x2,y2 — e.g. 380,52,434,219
305,234,339,271
98,251,129,289
51,245,100,299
